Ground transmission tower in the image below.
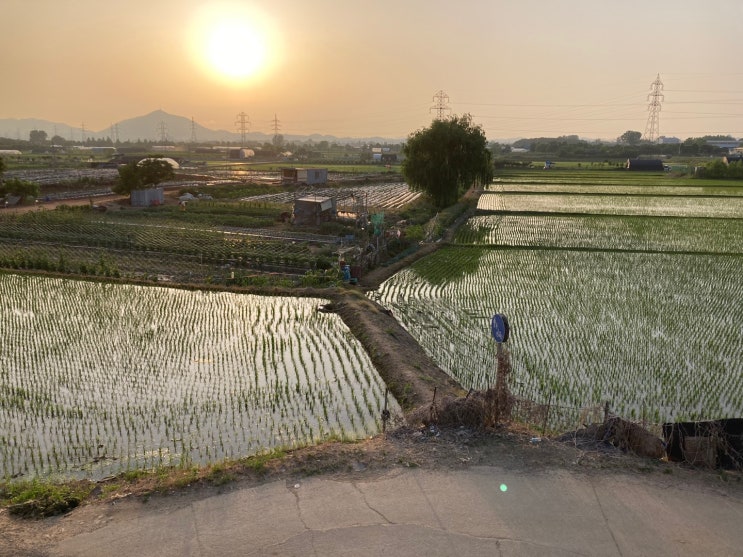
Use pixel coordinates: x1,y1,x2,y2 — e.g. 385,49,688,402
190,117,197,144
271,113,282,146
235,112,250,147
80,122,86,144
643,74,664,143
157,121,169,143
430,90,451,120
110,123,120,144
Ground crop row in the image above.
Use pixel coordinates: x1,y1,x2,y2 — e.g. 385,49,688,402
487,183,743,197
0,274,400,480
455,214,743,254
242,182,421,210
372,247,743,425
477,192,743,218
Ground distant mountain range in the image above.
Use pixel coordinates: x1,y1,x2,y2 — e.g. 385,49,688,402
0,110,402,145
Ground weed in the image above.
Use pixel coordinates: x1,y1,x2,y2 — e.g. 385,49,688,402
1,479,94,518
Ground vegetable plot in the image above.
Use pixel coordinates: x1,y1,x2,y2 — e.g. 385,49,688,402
0,275,399,480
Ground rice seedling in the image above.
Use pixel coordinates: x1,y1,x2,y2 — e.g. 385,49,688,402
0,275,401,480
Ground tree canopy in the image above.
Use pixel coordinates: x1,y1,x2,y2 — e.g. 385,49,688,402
618,130,642,145
402,115,492,208
113,158,175,195
0,178,39,200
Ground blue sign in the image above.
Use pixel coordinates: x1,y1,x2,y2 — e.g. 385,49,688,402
491,313,510,343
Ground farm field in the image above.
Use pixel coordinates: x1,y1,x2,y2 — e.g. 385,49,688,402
488,182,743,196
477,192,743,218
0,274,400,480
241,182,421,209
373,169,743,427
456,215,743,254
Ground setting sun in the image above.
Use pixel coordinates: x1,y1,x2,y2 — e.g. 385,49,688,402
189,4,276,84
206,20,266,79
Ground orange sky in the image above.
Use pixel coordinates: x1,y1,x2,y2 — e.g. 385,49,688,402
3,0,743,141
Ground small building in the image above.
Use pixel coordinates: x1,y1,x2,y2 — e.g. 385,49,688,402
229,148,255,159
281,168,328,185
626,159,664,171
131,187,165,207
293,195,336,225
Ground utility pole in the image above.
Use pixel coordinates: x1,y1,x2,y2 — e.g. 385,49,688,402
235,112,250,147
430,90,451,120
643,74,664,143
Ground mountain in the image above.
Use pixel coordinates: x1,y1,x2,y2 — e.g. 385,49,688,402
0,110,403,145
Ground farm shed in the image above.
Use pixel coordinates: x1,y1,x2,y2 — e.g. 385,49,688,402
282,168,328,185
229,148,255,160
293,195,336,225
626,159,664,171
131,187,165,207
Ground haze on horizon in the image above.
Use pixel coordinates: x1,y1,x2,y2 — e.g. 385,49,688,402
4,0,743,142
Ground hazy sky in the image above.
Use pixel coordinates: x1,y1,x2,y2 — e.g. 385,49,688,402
4,0,743,141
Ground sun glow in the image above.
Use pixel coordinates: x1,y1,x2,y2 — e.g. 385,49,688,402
189,4,277,84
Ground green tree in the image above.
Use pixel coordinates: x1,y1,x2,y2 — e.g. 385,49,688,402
402,114,493,208
113,158,174,195
0,178,39,201
29,130,48,145
618,130,642,145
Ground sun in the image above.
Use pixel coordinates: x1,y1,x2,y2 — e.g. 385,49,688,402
205,20,266,80
189,4,277,84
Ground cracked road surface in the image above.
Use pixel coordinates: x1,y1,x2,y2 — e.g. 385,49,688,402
37,466,743,556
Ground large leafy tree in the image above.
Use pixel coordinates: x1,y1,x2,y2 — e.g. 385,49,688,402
402,114,492,208
113,158,175,194
618,130,642,145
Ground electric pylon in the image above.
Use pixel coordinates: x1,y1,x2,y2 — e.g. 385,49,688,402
157,121,168,143
235,112,250,147
643,74,664,143
271,113,281,140
430,90,451,120
190,117,197,144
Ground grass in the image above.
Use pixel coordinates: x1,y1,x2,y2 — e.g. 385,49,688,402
0,478,95,518
241,449,287,475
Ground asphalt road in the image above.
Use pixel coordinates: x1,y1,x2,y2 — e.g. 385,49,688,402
43,465,742,557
